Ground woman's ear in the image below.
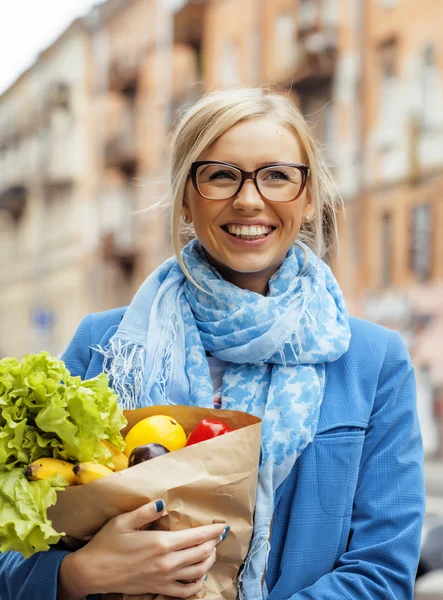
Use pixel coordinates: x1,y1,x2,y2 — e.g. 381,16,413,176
302,192,314,223
181,201,192,225
182,185,193,224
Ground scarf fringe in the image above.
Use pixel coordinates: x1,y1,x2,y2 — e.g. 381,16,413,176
150,312,179,406
94,313,180,409
238,529,272,600
94,339,146,410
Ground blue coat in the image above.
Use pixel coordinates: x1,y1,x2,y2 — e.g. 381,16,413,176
0,308,425,600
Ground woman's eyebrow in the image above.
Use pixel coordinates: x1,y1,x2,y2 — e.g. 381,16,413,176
208,159,294,170
254,160,293,168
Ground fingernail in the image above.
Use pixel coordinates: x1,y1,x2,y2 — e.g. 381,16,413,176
219,531,228,542
154,499,165,513
204,575,208,582
223,525,230,534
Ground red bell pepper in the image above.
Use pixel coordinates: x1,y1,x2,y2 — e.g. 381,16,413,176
185,418,231,446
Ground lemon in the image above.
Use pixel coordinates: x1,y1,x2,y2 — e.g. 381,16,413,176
124,415,187,457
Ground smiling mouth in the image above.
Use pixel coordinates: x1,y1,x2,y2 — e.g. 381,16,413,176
221,224,276,240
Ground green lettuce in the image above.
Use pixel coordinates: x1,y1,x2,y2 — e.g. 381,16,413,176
0,469,65,557
0,351,127,556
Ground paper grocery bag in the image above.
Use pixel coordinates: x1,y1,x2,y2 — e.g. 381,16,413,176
48,405,261,600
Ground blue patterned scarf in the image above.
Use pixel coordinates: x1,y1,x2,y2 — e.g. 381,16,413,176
100,239,351,599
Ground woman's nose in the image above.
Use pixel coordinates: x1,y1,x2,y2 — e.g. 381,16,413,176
232,179,265,211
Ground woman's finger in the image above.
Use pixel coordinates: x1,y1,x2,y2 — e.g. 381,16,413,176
163,539,217,574
172,549,216,581
160,575,206,599
115,499,166,531
166,523,227,552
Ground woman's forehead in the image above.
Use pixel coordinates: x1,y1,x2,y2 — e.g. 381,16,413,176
199,117,303,167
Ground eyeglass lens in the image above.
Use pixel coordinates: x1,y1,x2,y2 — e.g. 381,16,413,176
195,164,304,202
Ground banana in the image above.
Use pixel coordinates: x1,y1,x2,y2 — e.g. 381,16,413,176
100,440,128,472
73,462,114,484
24,458,77,486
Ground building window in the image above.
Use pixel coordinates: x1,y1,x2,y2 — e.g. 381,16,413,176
379,0,398,7
220,39,240,88
381,213,393,287
410,203,432,280
323,100,335,163
421,45,439,130
274,13,296,71
300,88,334,161
299,0,317,31
322,0,339,26
44,183,74,249
248,31,261,85
378,40,398,144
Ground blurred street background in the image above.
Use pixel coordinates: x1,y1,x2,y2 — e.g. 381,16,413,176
0,1,442,596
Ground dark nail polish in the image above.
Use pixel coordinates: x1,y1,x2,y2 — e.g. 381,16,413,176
204,575,208,582
219,531,228,542
224,525,230,533
154,499,165,513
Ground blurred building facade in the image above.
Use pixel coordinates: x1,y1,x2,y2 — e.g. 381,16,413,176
359,0,443,456
0,19,96,356
0,0,442,454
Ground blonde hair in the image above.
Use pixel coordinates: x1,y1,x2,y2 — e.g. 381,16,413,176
169,87,342,283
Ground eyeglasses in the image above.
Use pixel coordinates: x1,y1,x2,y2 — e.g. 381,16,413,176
189,160,309,203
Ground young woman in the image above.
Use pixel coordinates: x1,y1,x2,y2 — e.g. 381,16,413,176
0,88,425,600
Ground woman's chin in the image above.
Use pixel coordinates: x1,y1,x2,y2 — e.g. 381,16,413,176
230,263,271,275
203,246,282,281
215,256,281,280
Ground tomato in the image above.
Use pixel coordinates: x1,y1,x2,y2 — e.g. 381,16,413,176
185,418,231,446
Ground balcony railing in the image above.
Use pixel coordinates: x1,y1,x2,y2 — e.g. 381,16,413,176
100,187,137,276
288,0,338,85
298,0,338,58
298,0,338,32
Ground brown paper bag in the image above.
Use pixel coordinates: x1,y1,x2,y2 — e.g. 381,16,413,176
48,405,261,600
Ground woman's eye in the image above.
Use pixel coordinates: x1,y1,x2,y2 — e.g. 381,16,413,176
266,170,289,181
209,170,236,180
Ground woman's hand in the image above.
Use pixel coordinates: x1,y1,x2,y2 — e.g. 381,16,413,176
58,499,228,599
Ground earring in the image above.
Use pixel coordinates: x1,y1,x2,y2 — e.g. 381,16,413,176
304,214,311,223
182,215,188,223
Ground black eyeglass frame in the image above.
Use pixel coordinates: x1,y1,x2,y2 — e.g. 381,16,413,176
189,160,310,203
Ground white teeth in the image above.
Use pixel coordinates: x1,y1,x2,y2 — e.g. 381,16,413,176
226,224,272,237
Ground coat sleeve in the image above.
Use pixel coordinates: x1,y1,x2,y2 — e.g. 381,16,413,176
0,549,69,600
60,313,93,378
0,315,99,600
287,330,425,600
0,549,102,600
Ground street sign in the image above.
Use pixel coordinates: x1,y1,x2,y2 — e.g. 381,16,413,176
31,307,54,331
